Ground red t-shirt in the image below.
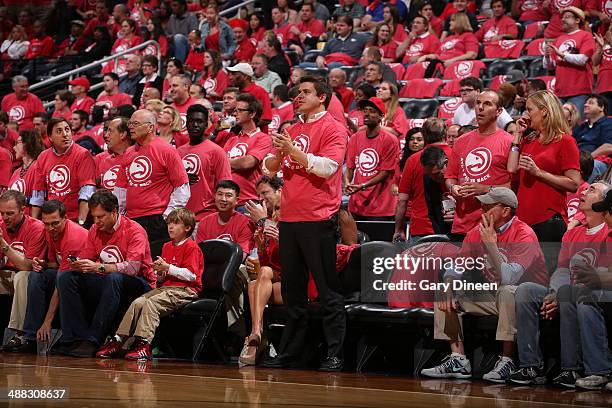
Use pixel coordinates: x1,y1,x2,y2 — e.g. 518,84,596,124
383,107,408,139
545,0,595,38
399,144,453,236
273,23,298,46
171,96,198,130
88,124,105,148
116,137,189,219
95,151,124,190
195,211,255,255
557,223,609,284
476,16,518,43
9,162,39,206
566,180,589,224
0,147,11,188
516,134,580,225
402,32,441,64
597,44,612,93
45,219,88,272
346,129,399,217
446,129,513,234
348,109,364,129
552,29,595,97
178,140,232,220
79,215,157,288
280,112,347,222
438,32,479,61
242,83,272,122
111,35,142,54
379,41,398,61
517,0,549,22
0,215,46,269
0,128,18,167
234,38,257,63
296,19,325,38
185,48,205,72
25,36,54,59
35,143,96,220
224,129,273,205
96,92,133,110
160,239,204,294
1,92,45,130
199,70,229,101
71,96,95,114
335,86,354,113
461,216,549,286
269,102,295,134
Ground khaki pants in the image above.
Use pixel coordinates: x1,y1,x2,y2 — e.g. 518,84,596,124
434,285,517,342
116,286,198,342
0,270,31,331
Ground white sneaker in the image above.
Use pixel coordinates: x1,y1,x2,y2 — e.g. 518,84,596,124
421,353,472,379
605,381,612,392
483,356,515,383
576,375,612,390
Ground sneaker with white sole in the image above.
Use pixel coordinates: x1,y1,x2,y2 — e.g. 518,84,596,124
552,370,581,388
421,353,472,379
575,374,612,390
483,356,515,383
508,366,547,385
604,381,612,392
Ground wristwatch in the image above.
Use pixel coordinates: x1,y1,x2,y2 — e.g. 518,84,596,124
78,219,85,226
98,264,106,273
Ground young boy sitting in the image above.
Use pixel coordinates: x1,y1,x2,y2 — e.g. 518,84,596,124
96,208,204,360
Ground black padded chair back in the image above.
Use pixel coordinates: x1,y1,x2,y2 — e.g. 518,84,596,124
149,238,170,261
357,230,370,244
339,245,362,296
199,239,242,296
486,59,526,79
412,234,451,246
401,98,439,119
528,57,547,77
360,241,402,302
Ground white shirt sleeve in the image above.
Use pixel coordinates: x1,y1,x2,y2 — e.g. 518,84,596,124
564,53,589,66
306,154,339,179
30,190,45,207
113,187,127,215
263,153,281,175
496,108,513,129
168,264,196,281
549,267,570,292
78,185,96,201
164,183,191,218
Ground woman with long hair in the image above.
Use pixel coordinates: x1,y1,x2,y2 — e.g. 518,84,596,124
370,23,398,63
162,58,184,100
198,50,229,101
143,17,168,58
199,4,236,60
111,18,142,54
9,129,44,216
508,90,581,243
399,127,425,171
377,81,408,138
1,25,29,60
422,13,478,68
383,5,408,44
83,26,112,64
157,105,188,147
247,12,266,44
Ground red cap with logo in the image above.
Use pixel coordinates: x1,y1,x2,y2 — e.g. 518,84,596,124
68,77,90,91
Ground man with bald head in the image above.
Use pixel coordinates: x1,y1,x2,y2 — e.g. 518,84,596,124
119,54,143,96
114,110,190,241
445,90,513,241
328,68,353,112
170,74,197,129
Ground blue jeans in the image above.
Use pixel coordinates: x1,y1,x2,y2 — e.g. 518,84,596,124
515,282,549,367
589,160,609,183
557,284,612,375
57,271,151,345
298,61,344,70
561,95,589,120
23,269,57,341
172,34,189,63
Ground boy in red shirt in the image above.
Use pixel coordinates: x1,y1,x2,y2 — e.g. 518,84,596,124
96,208,204,360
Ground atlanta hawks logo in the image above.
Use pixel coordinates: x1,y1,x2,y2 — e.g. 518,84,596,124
499,40,517,49
270,114,281,132
128,156,153,184
442,39,459,50
538,40,547,55
464,147,492,178
606,0,612,17
570,248,600,274
142,44,156,55
49,164,71,192
454,61,474,79
554,0,573,8
102,165,121,189
559,39,577,55
8,106,25,122
228,143,248,159
203,78,217,94
484,27,499,42
9,179,25,194
100,245,125,263
567,198,580,219
408,42,424,55
440,97,462,116
286,134,310,169
357,148,379,175
182,154,202,174
217,234,233,241
522,0,538,9
179,113,187,129
410,242,437,258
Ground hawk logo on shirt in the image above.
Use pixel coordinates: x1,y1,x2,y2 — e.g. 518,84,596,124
228,143,248,159
441,39,459,51
9,179,25,194
499,40,518,50
102,165,121,189
408,119,426,129
203,78,217,94
522,0,538,10
410,242,437,257
49,164,71,193
408,42,424,55
570,248,599,277
285,134,310,170
179,113,187,130
439,97,462,116
357,148,379,177
567,198,580,219
276,33,284,44
127,155,153,186
217,233,233,241
454,61,474,79
8,106,25,123
100,245,125,263
538,40,548,55
559,39,577,55
142,44,156,56
3,241,24,265
270,115,281,132
606,0,612,17
547,78,556,92
464,147,492,179
484,27,499,42
553,0,573,8
182,154,202,174
604,45,612,62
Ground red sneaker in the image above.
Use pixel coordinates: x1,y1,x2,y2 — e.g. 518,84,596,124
125,340,151,360
95,339,124,359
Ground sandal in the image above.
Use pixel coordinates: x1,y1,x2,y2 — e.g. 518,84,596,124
238,333,262,367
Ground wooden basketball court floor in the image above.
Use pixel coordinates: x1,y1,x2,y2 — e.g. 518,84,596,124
1,354,612,407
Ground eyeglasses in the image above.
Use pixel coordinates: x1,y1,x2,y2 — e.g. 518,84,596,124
460,88,475,93
127,121,152,128
234,108,252,112
142,63,154,67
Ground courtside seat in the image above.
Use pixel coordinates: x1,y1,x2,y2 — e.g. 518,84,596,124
485,59,526,79
303,67,329,77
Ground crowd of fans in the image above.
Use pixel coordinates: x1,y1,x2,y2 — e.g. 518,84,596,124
0,0,610,392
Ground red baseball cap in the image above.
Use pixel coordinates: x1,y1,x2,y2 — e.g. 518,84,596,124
68,77,90,91
228,19,248,31
358,97,386,115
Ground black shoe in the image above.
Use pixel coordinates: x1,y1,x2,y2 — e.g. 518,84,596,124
260,354,300,369
49,342,75,356
0,335,25,352
67,341,98,358
319,356,343,372
10,339,37,354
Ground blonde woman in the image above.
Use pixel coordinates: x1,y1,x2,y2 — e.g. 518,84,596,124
422,13,478,68
1,25,29,60
507,90,581,242
562,102,582,130
376,81,408,138
157,105,188,147
369,23,398,63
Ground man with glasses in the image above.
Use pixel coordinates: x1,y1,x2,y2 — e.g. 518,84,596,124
398,15,441,65
421,187,547,383
95,117,132,191
223,93,272,208
114,110,190,241
4,200,88,353
227,63,273,129
453,77,513,129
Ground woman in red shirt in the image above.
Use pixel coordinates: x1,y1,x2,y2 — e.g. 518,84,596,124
383,4,408,44
197,50,229,101
508,90,581,243
377,81,408,138
157,105,188,147
247,12,266,46
369,23,398,63
9,129,44,217
423,13,478,68
111,18,142,54
143,17,168,58
593,24,612,102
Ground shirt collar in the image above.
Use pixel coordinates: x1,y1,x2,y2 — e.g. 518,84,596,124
418,32,429,39
277,101,292,109
113,215,122,232
174,238,189,246
52,141,74,157
139,73,159,83
240,127,261,137
586,222,606,235
496,216,515,234
298,111,327,123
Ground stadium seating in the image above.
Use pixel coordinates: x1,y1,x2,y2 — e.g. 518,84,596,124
400,98,439,119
